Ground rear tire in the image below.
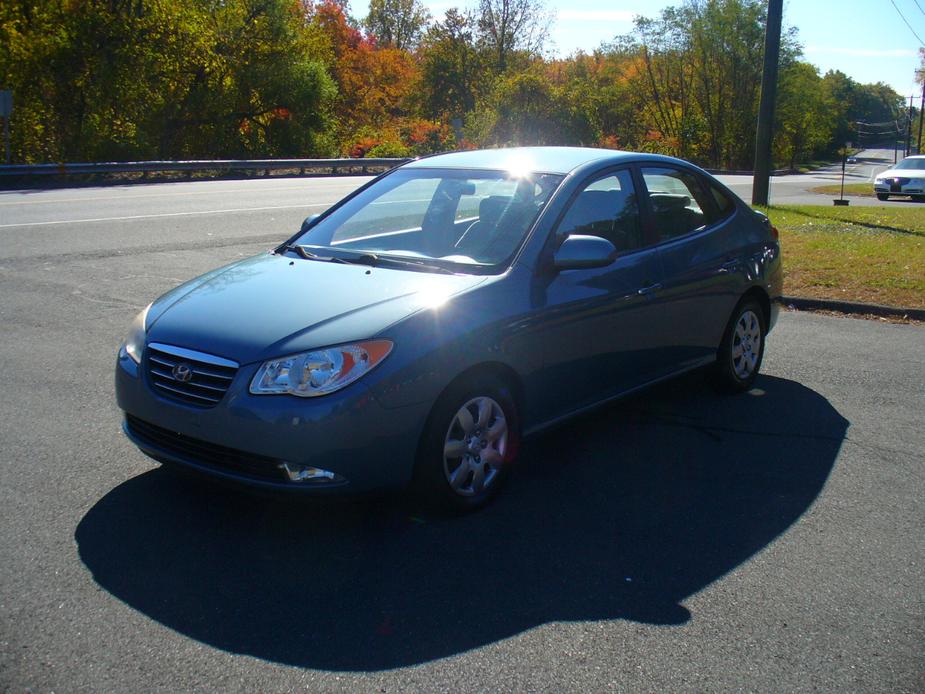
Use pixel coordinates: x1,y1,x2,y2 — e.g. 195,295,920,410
413,376,520,512
713,298,766,393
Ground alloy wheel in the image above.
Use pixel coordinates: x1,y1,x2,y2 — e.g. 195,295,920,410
442,396,508,496
731,309,762,380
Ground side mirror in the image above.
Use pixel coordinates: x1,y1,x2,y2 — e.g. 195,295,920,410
553,235,617,270
300,214,321,234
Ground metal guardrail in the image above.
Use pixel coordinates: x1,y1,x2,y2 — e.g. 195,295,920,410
1,158,801,179
0,157,412,177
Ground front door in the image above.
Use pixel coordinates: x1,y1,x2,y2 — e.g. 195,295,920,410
529,168,666,422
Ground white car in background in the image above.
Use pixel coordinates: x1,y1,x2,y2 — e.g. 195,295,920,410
873,155,925,201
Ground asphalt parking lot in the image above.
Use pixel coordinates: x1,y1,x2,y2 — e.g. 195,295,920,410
0,181,923,692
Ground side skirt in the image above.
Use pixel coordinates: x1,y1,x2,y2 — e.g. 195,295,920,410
521,356,717,439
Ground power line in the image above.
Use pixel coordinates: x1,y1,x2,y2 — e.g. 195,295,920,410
889,0,925,45
914,0,925,17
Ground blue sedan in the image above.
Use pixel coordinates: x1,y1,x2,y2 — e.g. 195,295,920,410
116,147,782,510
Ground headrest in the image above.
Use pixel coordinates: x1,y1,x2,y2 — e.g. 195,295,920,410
651,194,690,212
479,196,511,226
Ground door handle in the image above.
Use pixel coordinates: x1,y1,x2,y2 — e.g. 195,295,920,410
637,282,663,296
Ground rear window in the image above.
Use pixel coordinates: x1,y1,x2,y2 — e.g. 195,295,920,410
641,167,712,242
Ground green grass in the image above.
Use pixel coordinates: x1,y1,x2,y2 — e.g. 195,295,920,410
808,182,877,197
757,205,925,308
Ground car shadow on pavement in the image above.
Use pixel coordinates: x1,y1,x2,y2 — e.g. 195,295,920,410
76,373,847,671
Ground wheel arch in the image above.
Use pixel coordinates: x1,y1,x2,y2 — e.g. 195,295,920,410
411,360,525,508
741,285,771,328
428,361,525,424
415,361,525,458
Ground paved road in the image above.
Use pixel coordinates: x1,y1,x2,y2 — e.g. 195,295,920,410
721,147,919,206
0,175,923,692
0,146,916,253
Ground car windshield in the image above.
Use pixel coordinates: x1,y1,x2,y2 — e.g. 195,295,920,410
295,168,563,273
894,158,925,170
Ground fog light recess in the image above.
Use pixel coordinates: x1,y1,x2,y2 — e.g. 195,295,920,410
278,463,343,484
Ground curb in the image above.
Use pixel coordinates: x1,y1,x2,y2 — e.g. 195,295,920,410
782,296,925,321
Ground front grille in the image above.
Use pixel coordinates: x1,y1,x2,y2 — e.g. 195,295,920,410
891,177,910,192
146,342,238,408
126,414,286,482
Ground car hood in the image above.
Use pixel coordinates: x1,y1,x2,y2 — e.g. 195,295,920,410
146,253,488,364
878,167,925,178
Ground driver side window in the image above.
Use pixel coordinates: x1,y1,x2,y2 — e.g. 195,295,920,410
557,170,644,253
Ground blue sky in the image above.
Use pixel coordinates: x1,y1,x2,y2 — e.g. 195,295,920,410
352,0,924,98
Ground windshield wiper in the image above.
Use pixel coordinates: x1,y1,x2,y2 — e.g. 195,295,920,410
280,245,454,274
336,252,381,266
359,255,455,274
278,244,349,264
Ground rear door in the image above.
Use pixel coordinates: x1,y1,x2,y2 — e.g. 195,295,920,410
638,165,742,372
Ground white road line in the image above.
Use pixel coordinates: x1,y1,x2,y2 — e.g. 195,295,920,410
0,180,364,206
0,202,337,229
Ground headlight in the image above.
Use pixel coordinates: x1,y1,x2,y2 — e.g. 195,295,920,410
874,177,885,184
122,303,151,364
250,340,393,397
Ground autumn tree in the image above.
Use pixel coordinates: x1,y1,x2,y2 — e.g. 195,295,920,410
0,0,337,161
468,69,595,146
546,52,644,150
364,0,430,50
475,0,550,73
774,62,834,169
822,70,905,149
158,0,337,158
418,9,484,120
608,8,694,158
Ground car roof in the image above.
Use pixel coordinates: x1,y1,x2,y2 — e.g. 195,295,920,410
403,147,639,175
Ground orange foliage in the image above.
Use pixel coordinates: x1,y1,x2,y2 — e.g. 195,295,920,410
306,2,420,138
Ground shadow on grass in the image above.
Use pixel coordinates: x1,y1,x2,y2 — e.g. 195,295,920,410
76,372,847,671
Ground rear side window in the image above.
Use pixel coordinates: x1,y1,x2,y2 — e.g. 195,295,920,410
710,183,736,220
641,167,713,242
557,169,644,253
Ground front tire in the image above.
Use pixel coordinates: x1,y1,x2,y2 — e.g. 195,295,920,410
713,299,766,393
876,193,889,201
414,376,519,512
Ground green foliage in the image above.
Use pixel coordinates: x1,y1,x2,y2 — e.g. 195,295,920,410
0,0,337,161
468,70,596,146
822,70,907,150
772,61,834,169
366,140,411,158
418,9,484,120
364,0,429,50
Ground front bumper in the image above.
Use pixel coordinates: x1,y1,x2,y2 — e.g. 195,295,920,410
115,348,431,494
874,179,925,196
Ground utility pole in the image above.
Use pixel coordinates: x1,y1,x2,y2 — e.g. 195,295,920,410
918,79,924,155
906,94,914,158
751,0,783,206
0,91,11,165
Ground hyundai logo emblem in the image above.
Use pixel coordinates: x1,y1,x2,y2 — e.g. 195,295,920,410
172,362,193,383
